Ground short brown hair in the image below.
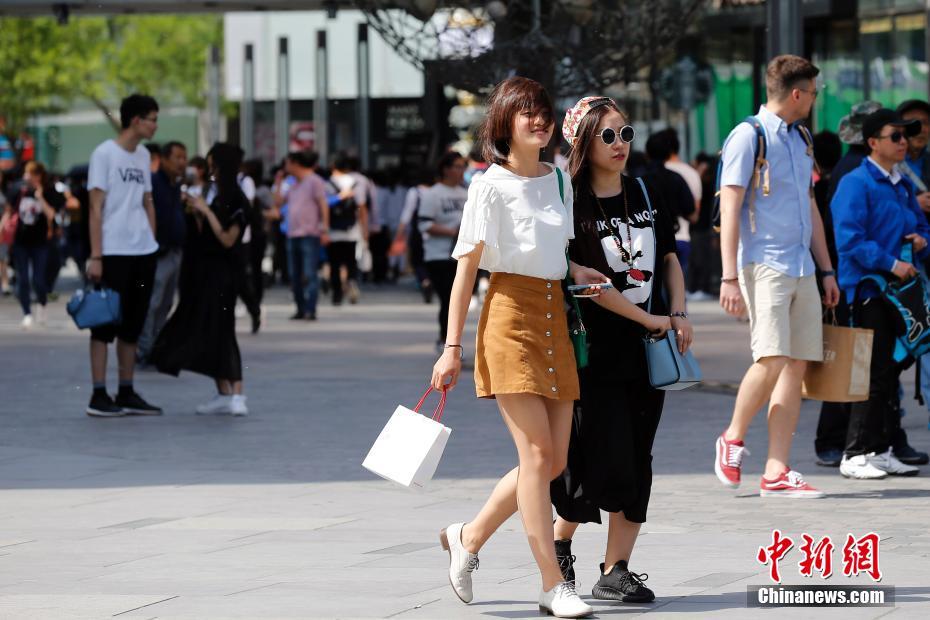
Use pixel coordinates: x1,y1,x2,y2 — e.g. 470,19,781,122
766,54,820,101
478,76,554,165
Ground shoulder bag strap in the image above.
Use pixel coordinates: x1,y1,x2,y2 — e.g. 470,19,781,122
636,177,658,315
556,167,585,321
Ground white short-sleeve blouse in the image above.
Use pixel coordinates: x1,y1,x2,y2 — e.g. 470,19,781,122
451,163,574,280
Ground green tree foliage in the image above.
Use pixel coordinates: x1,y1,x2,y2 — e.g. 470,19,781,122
0,15,222,133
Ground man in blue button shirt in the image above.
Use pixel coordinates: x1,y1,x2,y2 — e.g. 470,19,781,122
714,55,839,499
831,108,930,479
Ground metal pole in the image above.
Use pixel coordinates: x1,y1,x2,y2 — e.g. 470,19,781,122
241,43,255,158
315,30,329,166
276,37,291,161
766,0,803,59
208,45,221,147
357,23,371,170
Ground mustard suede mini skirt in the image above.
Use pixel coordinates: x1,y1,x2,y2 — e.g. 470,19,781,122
474,272,580,401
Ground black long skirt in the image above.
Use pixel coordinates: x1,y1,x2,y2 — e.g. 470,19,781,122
151,253,242,382
551,365,664,525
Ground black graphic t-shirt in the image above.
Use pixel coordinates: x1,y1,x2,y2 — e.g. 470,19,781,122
14,186,64,247
568,176,677,380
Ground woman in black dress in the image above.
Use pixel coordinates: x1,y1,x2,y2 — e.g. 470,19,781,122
152,143,249,416
551,97,693,602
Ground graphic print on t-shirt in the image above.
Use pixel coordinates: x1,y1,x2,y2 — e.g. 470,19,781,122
596,205,656,305
118,167,146,184
17,196,40,225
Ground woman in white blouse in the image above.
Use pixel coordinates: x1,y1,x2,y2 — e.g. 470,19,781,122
431,77,607,619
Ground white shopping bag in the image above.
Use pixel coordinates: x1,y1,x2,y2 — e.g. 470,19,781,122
362,387,451,489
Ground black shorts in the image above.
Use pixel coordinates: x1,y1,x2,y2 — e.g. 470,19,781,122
91,253,157,344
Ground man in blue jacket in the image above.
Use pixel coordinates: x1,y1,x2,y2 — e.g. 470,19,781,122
831,108,930,479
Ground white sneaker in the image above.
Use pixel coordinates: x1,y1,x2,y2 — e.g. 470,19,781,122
35,304,47,325
871,449,919,477
439,522,479,604
840,454,888,479
230,394,249,416
539,581,593,618
196,394,232,415
20,314,33,329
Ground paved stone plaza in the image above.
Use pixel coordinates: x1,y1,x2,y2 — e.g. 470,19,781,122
1,277,929,619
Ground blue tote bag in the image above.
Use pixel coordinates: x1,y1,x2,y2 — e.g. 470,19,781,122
66,287,122,330
636,177,703,390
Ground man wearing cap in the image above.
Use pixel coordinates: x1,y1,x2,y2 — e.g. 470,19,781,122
813,100,881,468
831,108,930,479
898,99,930,202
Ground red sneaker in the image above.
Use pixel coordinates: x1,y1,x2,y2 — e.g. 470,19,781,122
715,433,749,488
759,468,825,498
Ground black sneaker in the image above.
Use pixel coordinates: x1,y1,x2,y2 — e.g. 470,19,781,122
86,392,125,417
893,443,929,465
591,561,654,603
115,390,163,416
555,539,576,585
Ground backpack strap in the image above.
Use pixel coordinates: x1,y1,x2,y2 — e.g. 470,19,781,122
744,116,769,234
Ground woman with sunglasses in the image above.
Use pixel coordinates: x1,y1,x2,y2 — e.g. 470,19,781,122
550,97,692,603
431,77,608,618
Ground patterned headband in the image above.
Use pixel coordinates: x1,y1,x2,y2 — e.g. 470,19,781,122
562,96,616,145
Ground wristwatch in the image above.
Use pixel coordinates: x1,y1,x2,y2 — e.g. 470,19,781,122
670,311,688,319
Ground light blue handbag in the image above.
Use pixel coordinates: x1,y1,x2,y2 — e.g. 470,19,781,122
636,177,703,391
66,287,122,330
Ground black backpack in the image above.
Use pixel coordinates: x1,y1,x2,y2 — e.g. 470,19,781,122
327,179,358,231
711,115,816,233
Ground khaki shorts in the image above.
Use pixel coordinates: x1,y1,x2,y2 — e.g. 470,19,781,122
739,263,823,362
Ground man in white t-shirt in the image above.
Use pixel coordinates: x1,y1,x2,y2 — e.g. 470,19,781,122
85,94,162,418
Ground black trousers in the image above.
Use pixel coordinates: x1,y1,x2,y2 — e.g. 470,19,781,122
369,226,390,283
235,242,261,320
815,293,851,454
845,298,906,457
426,260,457,342
328,241,358,304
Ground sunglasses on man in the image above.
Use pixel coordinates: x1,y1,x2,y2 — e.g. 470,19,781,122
875,131,906,143
595,125,636,146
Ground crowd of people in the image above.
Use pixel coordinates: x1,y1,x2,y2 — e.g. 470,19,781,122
3,52,930,619
423,56,930,618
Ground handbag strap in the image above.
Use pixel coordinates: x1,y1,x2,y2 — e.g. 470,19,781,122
635,177,659,315
413,386,447,422
555,167,586,326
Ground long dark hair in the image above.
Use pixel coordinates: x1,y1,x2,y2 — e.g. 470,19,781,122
566,100,628,198
206,142,244,209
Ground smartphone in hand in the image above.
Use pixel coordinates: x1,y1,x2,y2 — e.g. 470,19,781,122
568,282,614,298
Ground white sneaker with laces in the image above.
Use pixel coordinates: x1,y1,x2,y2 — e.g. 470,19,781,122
196,394,233,415
439,522,479,604
840,454,888,479
21,314,34,329
870,449,919,476
230,394,249,416
539,581,593,618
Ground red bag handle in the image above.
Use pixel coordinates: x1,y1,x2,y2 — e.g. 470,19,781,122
413,386,447,422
